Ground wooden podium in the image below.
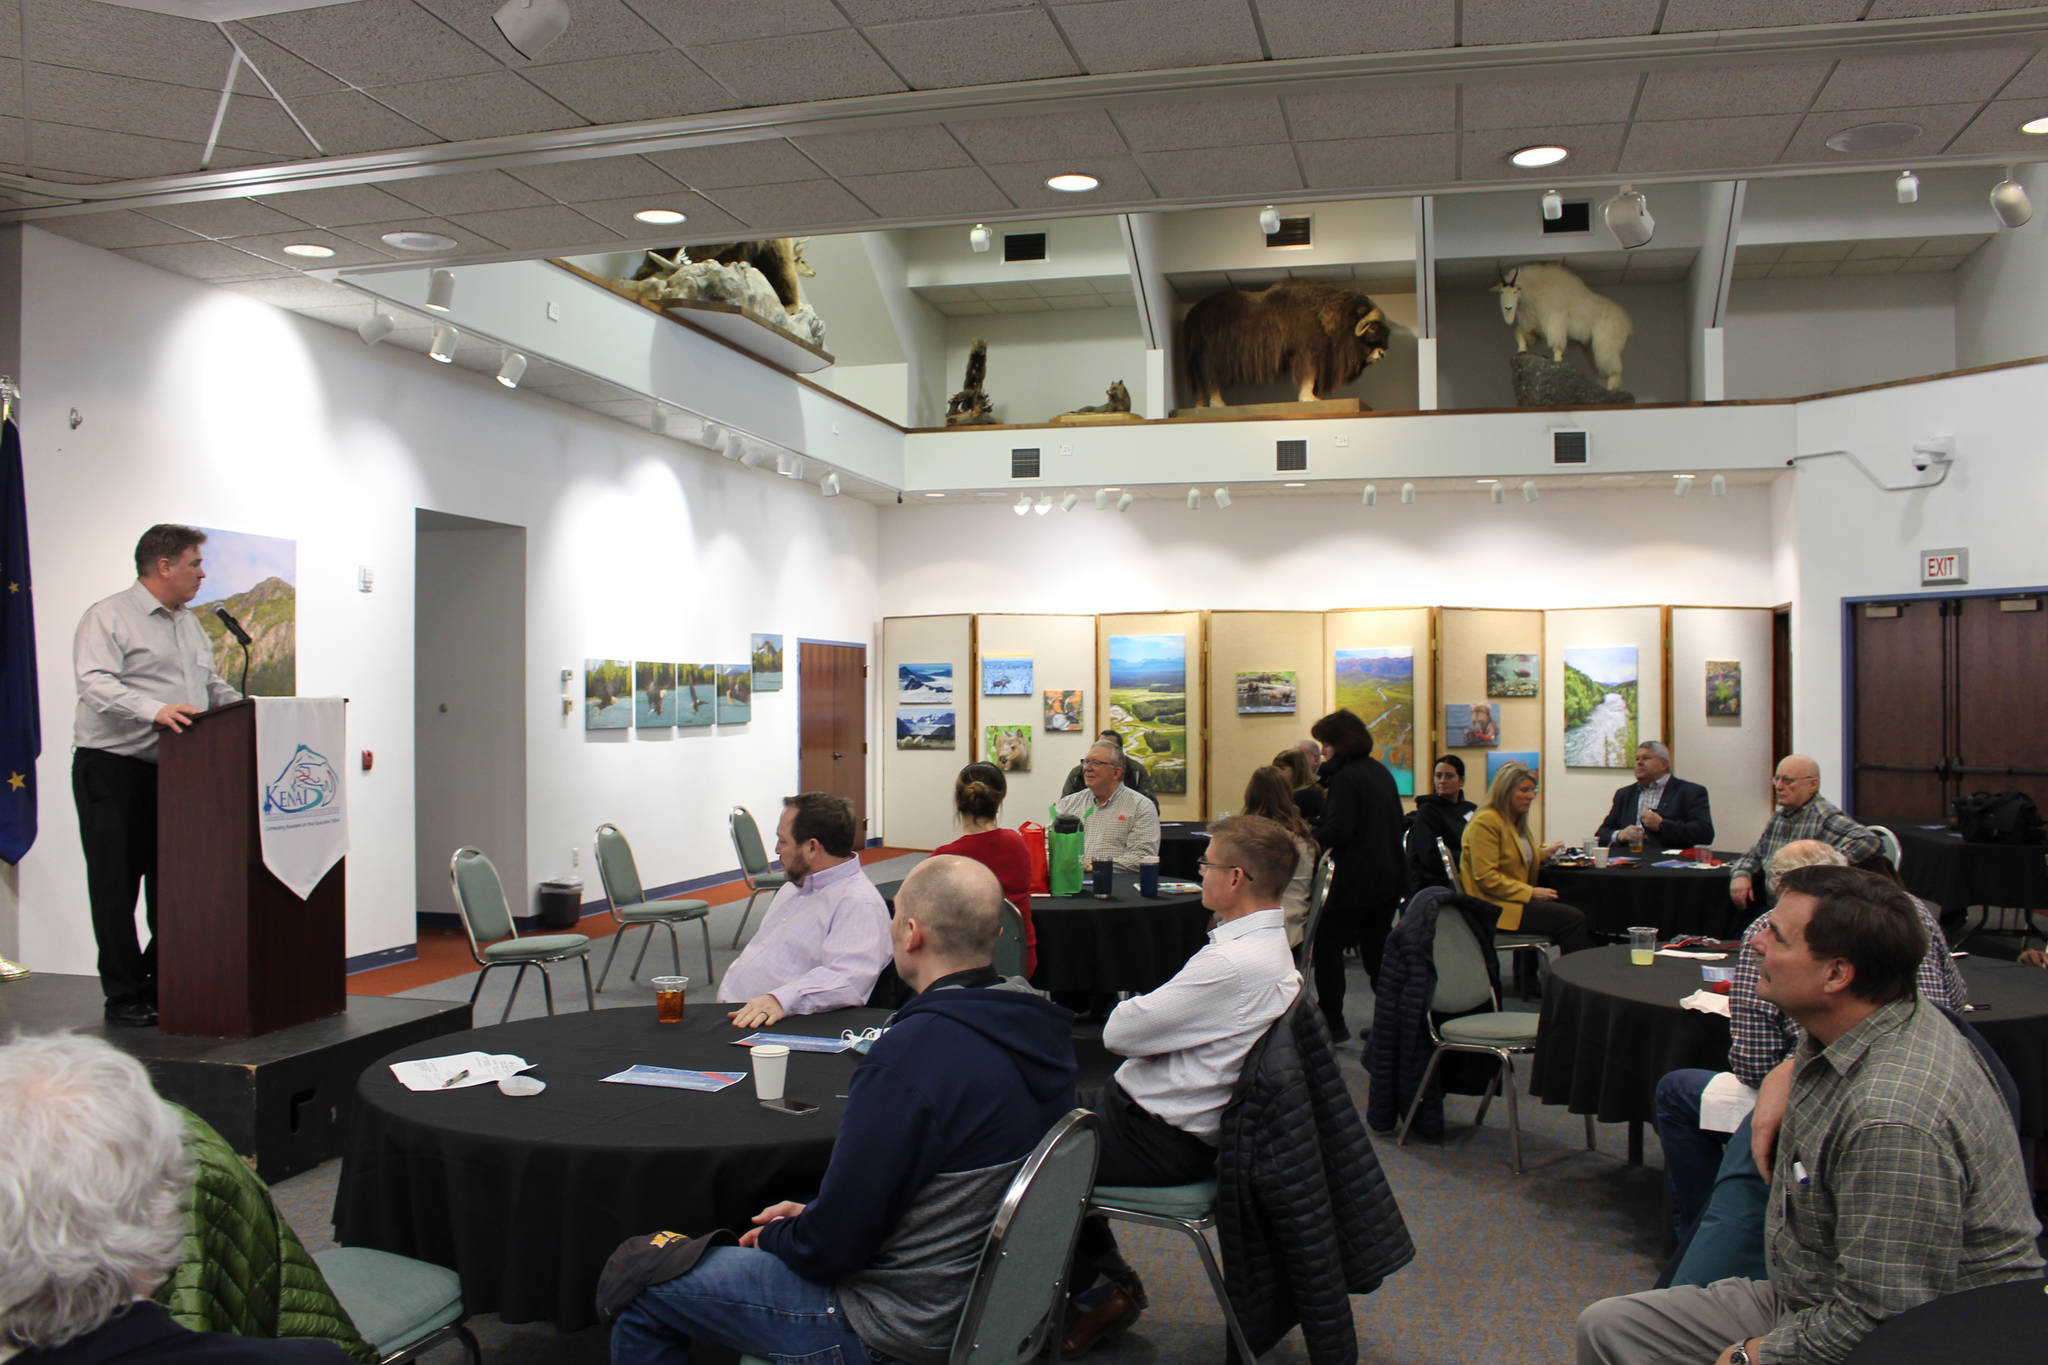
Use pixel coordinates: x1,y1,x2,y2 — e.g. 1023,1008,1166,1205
158,699,346,1038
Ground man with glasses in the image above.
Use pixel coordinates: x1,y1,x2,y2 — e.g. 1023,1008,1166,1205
1054,741,1162,872
1727,755,1878,912
1060,729,1158,805
1059,815,1302,1354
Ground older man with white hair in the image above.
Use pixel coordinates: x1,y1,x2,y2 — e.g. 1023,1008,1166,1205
1727,755,1878,911
1054,741,1162,873
0,1032,350,1363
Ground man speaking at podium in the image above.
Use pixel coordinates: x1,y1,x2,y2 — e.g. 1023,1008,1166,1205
72,525,241,1027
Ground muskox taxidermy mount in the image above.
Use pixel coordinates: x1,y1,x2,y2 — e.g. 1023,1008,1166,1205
1491,262,1632,392
1181,281,1392,408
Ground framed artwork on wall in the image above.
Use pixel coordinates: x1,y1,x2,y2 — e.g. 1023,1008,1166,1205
1044,689,1083,731
1563,646,1639,767
635,661,676,728
584,659,631,730
751,634,783,691
1107,634,1187,794
897,708,955,750
675,663,713,727
1444,702,1500,747
1235,671,1298,714
898,662,953,705
985,725,1032,772
1707,661,1741,717
1334,647,1415,794
981,656,1033,695
716,665,752,724
1487,653,1540,698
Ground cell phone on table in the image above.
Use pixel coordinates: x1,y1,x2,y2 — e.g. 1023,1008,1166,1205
760,1098,819,1116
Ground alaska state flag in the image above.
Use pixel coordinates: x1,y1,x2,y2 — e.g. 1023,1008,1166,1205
0,418,37,863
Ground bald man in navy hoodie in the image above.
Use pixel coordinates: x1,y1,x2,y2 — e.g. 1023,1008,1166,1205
609,855,1078,1365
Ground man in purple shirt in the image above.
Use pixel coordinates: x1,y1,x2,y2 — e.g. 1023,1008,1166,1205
717,792,891,1028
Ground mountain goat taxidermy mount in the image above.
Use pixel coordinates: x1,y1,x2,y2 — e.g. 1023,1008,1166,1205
1491,262,1633,391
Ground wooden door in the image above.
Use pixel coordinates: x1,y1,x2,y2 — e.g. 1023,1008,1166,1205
1850,599,1947,819
799,641,868,834
1954,594,2048,808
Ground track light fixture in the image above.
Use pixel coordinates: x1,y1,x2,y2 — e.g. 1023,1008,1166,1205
1362,484,1377,506
357,310,395,345
428,324,457,362
1522,480,1539,503
1061,491,1079,512
821,472,841,497
1014,494,1031,516
492,0,570,59
496,351,526,388
1991,168,2033,228
1116,492,1135,513
1541,189,1563,220
1213,487,1231,509
1603,185,1656,249
969,223,991,252
650,402,669,435
739,443,767,470
1186,488,1202,510
1711,474,1727,497
1674,474,1695,499
1035,495,1053,515
1895,170,1919,204
1095,489,1111,510
1399,483,1416,505
703,423,733,457
776,451,803,479
1259,205,1281,235
424,269,455,313
1489,483,1506,505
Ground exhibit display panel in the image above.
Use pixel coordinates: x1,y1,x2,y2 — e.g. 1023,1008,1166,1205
1671,607,1776,849
1206,611,1327,819
1543,607,1666,847
1097,612,1205,821
1323,608,1433,807
1440,608,1546,840
881,615,971,851
974,614,1096,824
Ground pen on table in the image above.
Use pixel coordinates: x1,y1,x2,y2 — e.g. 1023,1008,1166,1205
440,1069,470,1088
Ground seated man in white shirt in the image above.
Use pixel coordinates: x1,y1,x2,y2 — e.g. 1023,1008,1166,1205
716,792,892,1029
1061,815,1303,1356
1053,741,1163,872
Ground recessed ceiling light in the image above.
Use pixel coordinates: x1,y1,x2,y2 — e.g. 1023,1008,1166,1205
1824,121,1922,153
1046,172,1100,192
281,243,334,258
2024,115,2048,134
380,230,458,253
633,208,687,225
1509,145,1570,168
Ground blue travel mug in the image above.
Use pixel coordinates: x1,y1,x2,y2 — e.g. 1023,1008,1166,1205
1091,859,1113,897
1139,861,1160,898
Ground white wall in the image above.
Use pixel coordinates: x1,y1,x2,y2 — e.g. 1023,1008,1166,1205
15,228,880,975
1436,281,1691,407
1955,165,2048,368
1724,274,1958,401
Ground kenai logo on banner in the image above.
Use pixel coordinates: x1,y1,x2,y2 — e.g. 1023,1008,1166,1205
263,744,341,820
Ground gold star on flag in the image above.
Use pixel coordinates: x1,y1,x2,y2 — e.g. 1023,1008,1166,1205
5,772,23,791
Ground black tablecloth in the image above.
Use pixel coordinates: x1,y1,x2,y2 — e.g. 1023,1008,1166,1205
1156,823,1207,879
1530,947,1733,1124
1541,856,1741,940
334,1003,889,1331
1954,956,2048,1138
1842,1277,2048,1364
1876,819,2048,916
876,872,1210,995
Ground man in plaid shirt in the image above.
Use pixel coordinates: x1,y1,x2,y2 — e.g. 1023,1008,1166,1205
1580,866,2041,1365
1728,755,1879,913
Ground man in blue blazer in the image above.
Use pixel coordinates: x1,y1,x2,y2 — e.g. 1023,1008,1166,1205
1596,742,1715,853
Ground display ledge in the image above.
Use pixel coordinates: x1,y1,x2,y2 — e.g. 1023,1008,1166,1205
550,260,836,375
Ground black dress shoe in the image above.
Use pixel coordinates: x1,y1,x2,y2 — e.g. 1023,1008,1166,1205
1061,1287,1139,1357
1324,1016,1351,1044
105,1000,158,1027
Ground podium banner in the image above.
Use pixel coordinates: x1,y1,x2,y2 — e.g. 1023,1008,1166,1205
254,697,349,900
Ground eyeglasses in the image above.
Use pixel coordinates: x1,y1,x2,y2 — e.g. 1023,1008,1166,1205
1772,775,1814,786
1081,759,1115,769
1196,858,1241,875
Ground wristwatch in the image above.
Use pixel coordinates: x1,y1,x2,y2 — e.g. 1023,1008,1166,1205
1729,1345,1752,1365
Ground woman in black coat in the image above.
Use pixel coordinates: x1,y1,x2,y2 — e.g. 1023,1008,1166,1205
1406,755,1478,890
1307,709,1408,1040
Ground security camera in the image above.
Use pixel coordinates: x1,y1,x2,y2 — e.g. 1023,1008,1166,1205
1910,435,1955,474
1911,452,1932,473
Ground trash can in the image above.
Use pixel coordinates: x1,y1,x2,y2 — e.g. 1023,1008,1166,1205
536,877,583,930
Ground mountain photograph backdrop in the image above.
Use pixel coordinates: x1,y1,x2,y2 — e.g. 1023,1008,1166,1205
194,526,295,697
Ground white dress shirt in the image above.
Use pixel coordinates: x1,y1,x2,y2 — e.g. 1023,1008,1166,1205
1105,907,1302,1141
715,856,893,1015
73,581,240,760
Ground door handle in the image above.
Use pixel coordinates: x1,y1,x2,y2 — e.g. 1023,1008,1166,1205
833,752,843,759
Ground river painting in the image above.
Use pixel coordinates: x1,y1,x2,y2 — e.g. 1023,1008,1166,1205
1562,646,1639,767
1333,647,1415,795
674,663,715,727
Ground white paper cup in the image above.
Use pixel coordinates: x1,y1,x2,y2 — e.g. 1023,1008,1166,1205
751,1043,790,1102
1592,847,1611,868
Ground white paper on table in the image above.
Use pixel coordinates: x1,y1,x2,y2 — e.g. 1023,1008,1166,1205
1699,1071,1759,1134
1679,989,1732,1018
390,1051,534,1091
1656,949,1729,960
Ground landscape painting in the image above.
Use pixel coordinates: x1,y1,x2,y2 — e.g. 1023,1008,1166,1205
751,634,783,691
1487,653,1540,698
1563,646,1639,767
716,664,752,724
982,656,1033,695
674,663,714,727
985,725,1032,772
1235,670,1298,715
1044,689,1083,732
584,659,632,730
635,661,677,728
1333,647,1415,795
898,662,954,705
1107,634,1187,795
195,525,296,696
1444,702,1500,748
1707,661,1742,717
1487,750,1543,789
897,708,955,750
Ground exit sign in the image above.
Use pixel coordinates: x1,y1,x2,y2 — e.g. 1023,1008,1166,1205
1921,548,1969,585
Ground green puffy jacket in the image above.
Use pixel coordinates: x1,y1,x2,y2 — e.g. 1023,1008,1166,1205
153,1106,378,1365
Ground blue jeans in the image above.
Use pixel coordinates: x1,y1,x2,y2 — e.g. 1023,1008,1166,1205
1653,1069,1726,1243
609,1245,875,1365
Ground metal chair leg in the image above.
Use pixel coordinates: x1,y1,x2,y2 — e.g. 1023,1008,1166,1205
597,925,631,991
1183,1216,1259,1365
1396,1045,1449,1146
1585,1113,1598,1151
499,963,530,1024
539,964,557,1017
662,921,682,977
698,918,716,986
1501,1053,1524,1175
731,886,765,947
1473,1065,1504,1129
468,964,492,1011
579,954,595,1011
628,926,654,981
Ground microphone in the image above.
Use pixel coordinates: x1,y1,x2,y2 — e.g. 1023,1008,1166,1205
214,606,252,645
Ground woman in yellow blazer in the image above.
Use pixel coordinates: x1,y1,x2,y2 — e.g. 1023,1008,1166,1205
1460,763,1592,952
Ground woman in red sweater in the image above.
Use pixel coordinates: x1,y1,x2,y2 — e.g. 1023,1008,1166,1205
932,761,1036,976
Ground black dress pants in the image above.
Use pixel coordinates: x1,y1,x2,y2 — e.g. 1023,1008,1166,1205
1072,1080,1217,1287
71,748,160,1005
1517,898,1593,953
1313,895,1400,1028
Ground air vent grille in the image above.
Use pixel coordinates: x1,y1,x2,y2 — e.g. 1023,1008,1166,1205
1011,448,1042,479
1003,232,1047,262
1541,202,1592,234
1276,439,1308,473
1551,429,1589,465
1264,216,1312,248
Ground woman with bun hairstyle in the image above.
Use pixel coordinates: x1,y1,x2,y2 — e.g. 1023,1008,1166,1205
933,761,1036,975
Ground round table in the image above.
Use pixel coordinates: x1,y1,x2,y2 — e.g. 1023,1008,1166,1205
1842,1276,2048,1363
1541,856,1741,940
1156,822,1208,879
333,1003,889,1331
1951,955,2048,1138
1875,819,2048,924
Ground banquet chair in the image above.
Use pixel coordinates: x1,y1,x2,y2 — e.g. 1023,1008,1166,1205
1873,823,1904,872
728,806,789,947
1394,903,1595,1174
1441,836,1550,997
594,822,716,990
1296,849,1338,995
740,1109,1100,1365
451,847,596,1024
1083,1178,1258,1365
313,1248,479,1365
994,901,1028,979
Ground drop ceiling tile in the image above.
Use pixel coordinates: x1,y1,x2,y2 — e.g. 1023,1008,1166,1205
286,90,444,156
24,63,219,146
1047,293,1109,310
2001,48,2048,99
1111,97,1286,152
988,297,1052,313
1634,61,1831,121
1225,267,1289,288
1834,258,1904,276
1621,115,1798,172
1170,270,1229,293
1623,265,1690,283
686,29,905,103
839,0,1029,20
1256,0,1455,58
211,95,323,160
219,275,366,310
229,229,395,268
1464,122,1626,177
1867,0,2048,13
1917,233,1990,256
140,198,306,240
1460,0,1661,46
25,121,217,179
839,165,1013,218
1051,0,1263,75
324,215,502,254
1139,143,1304,198
1460,73,1639,131
1779,241,1851,262
1895,255,1967,273
386,169,554,216
946,108,1129,165
23,0,233,89
983,155,1157,208
445,204,621,251
566,193,747,239
241,0,501,88
1283,85,1457,140
1575,269,1622,285
215,23,348,98
1784,103,1980,162
625,0,848,44
793,124,972,175
708,178,882,228
1031,278,1100,297
1944,98,2048,156
26,210,201,250
1287,264,1356,282
507,155,682,203
1297,132,1457,188
1730,261,1771,280
253,184,429,228
1660,0,1866,29
1564,250,1629,272
917,284,976,302
971,280,1037,300
1846,237,1922,259
863,10,1079,87
517,49,739,124
119,240,288,282
646,139,827,189
1816,46,2032,111
415,0,669,67
934,298,995,316
368,72,586,142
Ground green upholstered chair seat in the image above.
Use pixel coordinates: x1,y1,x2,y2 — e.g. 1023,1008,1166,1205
1089,1179,1218,1219
1439,1012,1541,1046
619,898,710,922
311,1248,462,1355
482,934,588,961
752,870,789,889
1495,931,1550,947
